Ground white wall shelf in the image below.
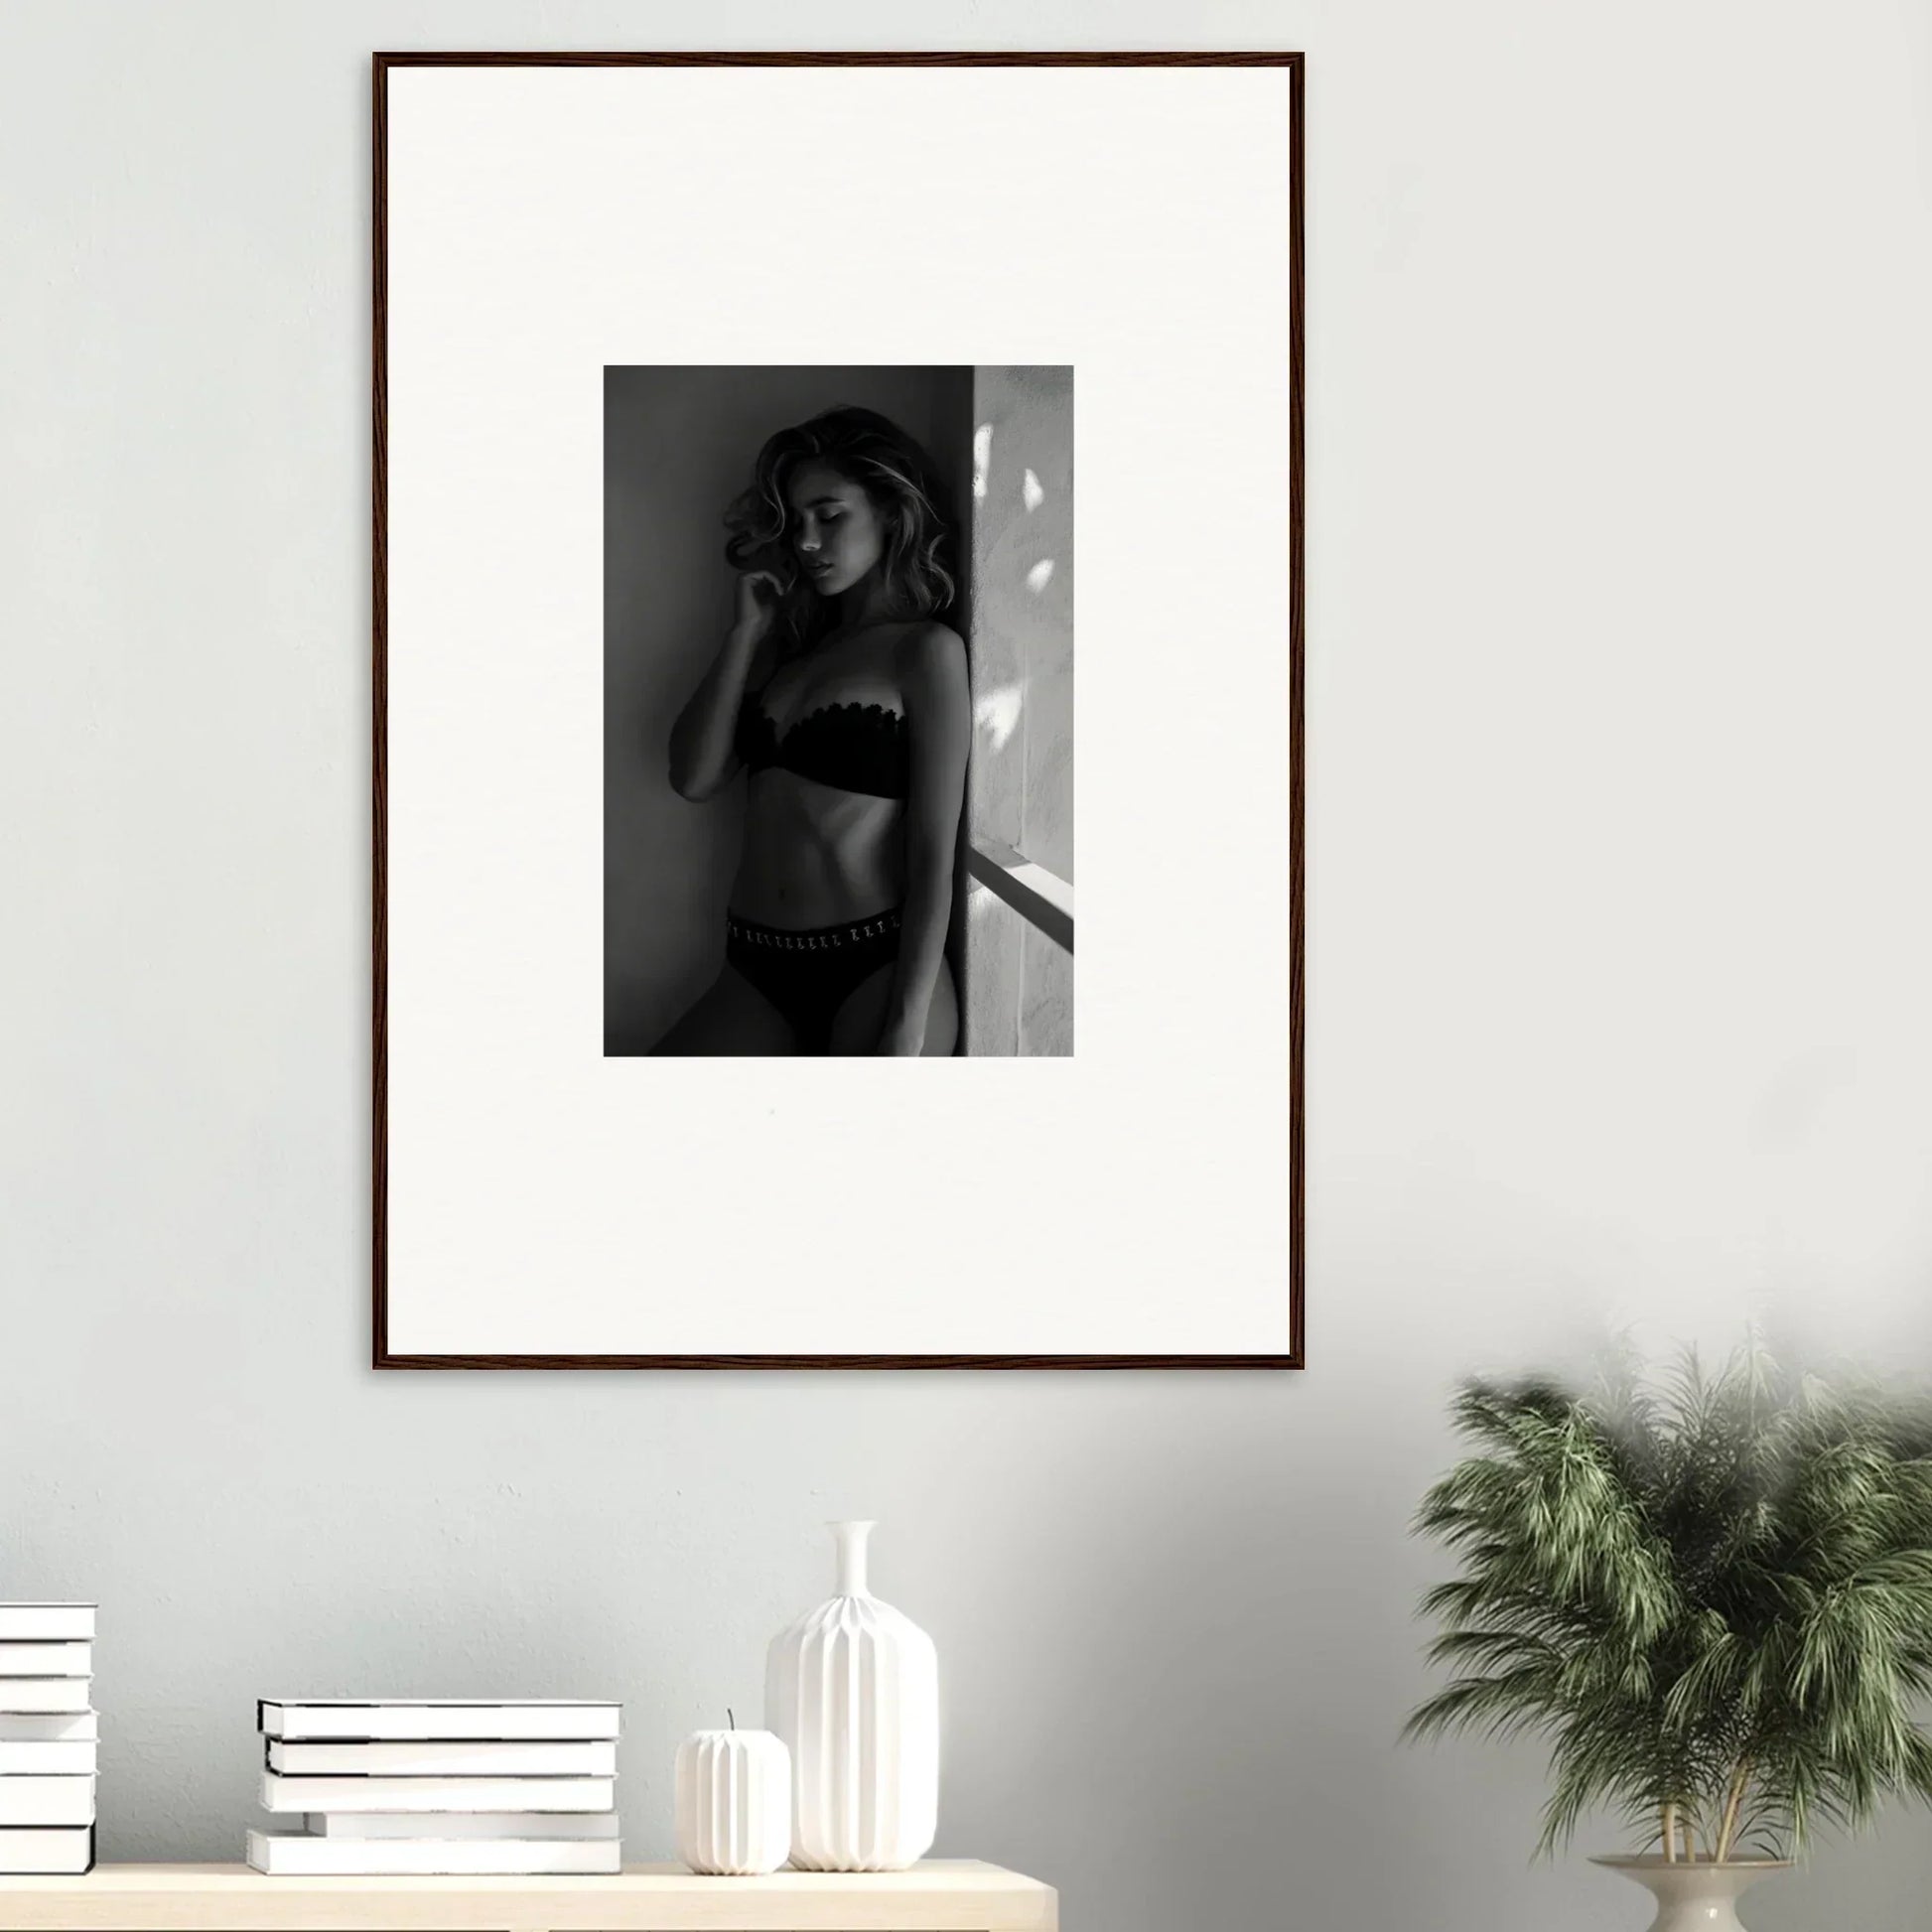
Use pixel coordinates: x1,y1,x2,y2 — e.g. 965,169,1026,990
0,1860,1056,1932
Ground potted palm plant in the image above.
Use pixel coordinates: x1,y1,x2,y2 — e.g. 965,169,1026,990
1404,1344,1932,1931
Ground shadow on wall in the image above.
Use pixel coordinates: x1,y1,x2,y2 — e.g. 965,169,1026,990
603,366,975,1054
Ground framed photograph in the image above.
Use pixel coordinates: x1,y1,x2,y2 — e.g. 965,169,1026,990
374,52,1303,1368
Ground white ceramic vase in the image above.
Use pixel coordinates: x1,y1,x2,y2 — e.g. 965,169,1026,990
674,1727,791,1875
764,1520,938,1871
1591,1857,1792,1932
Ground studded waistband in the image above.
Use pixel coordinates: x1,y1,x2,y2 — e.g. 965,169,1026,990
726,906,903,951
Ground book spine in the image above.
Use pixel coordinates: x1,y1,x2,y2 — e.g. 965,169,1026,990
246,1831,621,1876
0,1612,94,1642
0,1826,95,1875
305,1809,621,1840
0,1778,96,1827
265,1739,617,1776
0,1643,91,1677
260,1704,621,1741
0,1741,96,1774
0,1682,93,1715
260,1771,615,1813
0,1713,98,1743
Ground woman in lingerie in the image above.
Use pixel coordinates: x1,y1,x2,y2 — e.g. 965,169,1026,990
651,404,969,1055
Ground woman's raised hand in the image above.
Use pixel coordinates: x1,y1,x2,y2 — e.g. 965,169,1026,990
734,568,785,641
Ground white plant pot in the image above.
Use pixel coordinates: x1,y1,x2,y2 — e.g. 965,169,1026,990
1591,1857,1792,1932
764,1520,938,1871
674,1727,791,1875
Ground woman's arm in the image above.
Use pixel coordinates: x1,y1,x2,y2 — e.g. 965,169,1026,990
668,573,780,801
877,621,970,1054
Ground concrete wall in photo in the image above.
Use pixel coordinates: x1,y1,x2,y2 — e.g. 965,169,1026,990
964,366,1074,1057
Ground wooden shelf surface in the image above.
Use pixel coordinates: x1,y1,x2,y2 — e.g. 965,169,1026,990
0,1859,1056,1931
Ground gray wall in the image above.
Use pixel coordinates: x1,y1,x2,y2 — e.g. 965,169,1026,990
604,365,971,1054
5,4,1932,1930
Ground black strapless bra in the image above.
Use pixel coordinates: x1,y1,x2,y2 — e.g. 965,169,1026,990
735,695,909,800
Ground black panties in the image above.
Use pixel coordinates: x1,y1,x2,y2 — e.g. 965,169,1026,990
726,906,903,1054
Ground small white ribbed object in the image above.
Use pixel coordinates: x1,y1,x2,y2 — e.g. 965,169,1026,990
764,1520,938,1872
674,1726,791,1876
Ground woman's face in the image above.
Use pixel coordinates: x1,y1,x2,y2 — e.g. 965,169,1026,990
785,461,887,598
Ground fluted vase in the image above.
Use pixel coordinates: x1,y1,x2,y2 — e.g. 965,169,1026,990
1591,1857,1792,1932
674,1726,791,1875
764,1520,938,1871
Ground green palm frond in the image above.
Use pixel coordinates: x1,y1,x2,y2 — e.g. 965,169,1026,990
1405,1343,1932,1863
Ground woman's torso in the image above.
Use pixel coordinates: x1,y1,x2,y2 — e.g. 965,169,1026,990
729,621,917,928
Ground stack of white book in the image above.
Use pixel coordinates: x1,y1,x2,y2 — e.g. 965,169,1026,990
247,1700,621,1874
0,1604,97,1875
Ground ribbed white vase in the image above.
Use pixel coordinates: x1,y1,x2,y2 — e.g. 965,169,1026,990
764,1520,938,1871
674,1727,791,1875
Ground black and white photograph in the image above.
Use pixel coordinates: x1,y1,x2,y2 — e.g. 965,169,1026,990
371,55,1298,1363
604,366,1075,1058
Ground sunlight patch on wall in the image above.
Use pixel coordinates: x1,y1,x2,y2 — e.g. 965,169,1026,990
974,683,1024,752
972,423,993,500
1026,558,1055,595
1022,468,1044,511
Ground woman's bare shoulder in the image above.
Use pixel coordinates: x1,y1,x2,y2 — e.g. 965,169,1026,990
892,618,965,670
894,621,968,725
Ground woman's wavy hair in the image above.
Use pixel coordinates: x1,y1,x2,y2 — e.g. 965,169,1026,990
723,405,959,662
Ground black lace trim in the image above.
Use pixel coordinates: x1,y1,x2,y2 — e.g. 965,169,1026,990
736,697,908,799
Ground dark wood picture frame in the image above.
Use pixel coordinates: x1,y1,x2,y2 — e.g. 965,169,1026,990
371,50,1304,1370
